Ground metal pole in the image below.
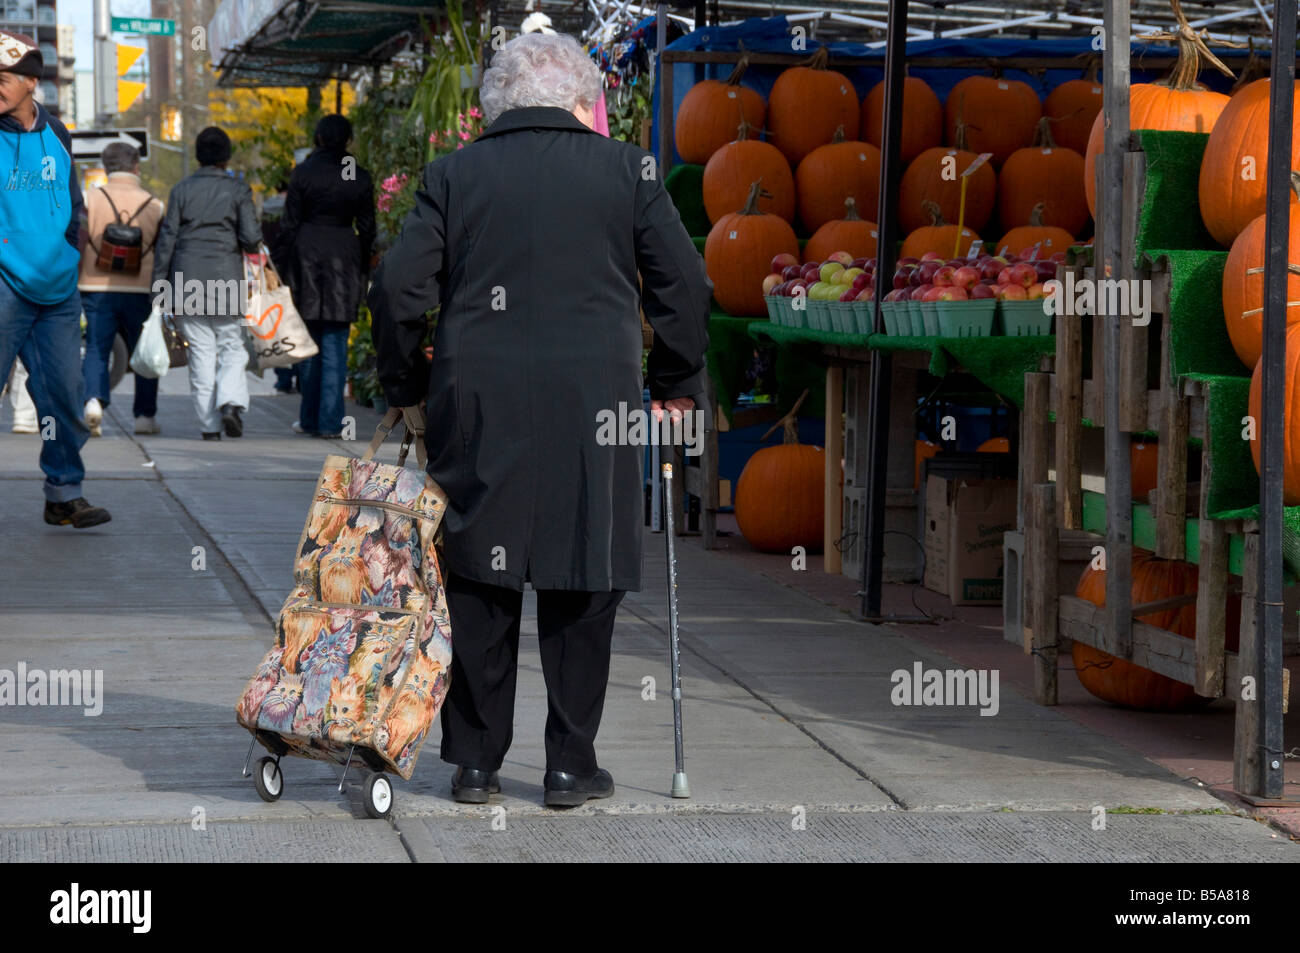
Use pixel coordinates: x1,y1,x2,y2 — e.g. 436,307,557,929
1255,0,1295,799
1100,0,1132,661
656,5,670,173
859,0,908,619
93,0,115,126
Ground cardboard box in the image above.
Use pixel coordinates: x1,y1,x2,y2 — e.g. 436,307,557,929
923,475,1018,605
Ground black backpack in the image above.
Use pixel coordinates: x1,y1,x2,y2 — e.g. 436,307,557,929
90,187,157,275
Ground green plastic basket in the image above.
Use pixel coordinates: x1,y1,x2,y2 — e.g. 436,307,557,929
854,301,877,335
999,299,1054,336
920,301,941,336
880,301,901,335
936,299,997,337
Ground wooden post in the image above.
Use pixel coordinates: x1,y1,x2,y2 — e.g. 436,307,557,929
1055,286,1083,529
1021,373,1050,510
825,365,845,574
1119,152,1148,433
1155,291,1188,558
1026,482,1059,705
1233,533,1262,794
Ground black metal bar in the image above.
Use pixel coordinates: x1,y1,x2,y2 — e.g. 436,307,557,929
657,4,672,173
859,0,908,619
1255,0,1295,799
1101,0,1133,664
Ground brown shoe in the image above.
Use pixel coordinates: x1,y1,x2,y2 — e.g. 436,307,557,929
44,498,112,528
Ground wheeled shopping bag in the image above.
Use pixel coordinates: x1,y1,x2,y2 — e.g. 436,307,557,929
235,407,451,818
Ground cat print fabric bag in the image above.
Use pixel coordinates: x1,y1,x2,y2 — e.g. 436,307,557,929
236,408,450,780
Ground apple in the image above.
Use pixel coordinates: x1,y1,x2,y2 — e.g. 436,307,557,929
800,262,822,282
920,251,943,261
820,262,845,283
996,283,1028,301
771,252,799,273
1050,252,1067,264
1026,282,1046,300
855,288,874,302
921,285,948,302
762,273,783,295
788,279,807,296
827,251,854,266
970,283,996,300
913,283,933,300
897,257,920,267
918,261,943,284
893,267,915,289
1012,263,1038,287
839,267,866,284
850,257,871,270
952,266,980,291
946,259,966,268
851,272,873,291
1033,261,1058,282
894,286,913,301
782,264,803,281
935,285,969,301
839,288,859,303
978,258,1004,282
933,266,956,287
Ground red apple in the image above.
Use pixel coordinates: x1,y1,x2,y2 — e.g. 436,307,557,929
921,251,943,262
788,279,808,296
970,283,996,300
914,283,934,299
946,259,966,268
1050,252,1067,264
1011,263,1037,288
1026,282,1046,300
978,258,1004,282
952,266,980,291
884,289,906,302
893,266,916,289
800,262,821,282
933,265,956,287
851,273,873,291
782,265,803,281
936,285,969,301
827,251,854,266
850,257,871,270
897,257,920,267
1033,261,1058,282
762,273,783,295
855,288,874,302
772,252,800,272
996,283,1028,301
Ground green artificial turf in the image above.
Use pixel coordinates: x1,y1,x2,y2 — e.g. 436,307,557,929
1132,130,1221,257
664,164,711,237
707,314,825,424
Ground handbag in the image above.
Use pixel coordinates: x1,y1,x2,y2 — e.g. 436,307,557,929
89,187,156,275
243,247,319,371
162,312,189,368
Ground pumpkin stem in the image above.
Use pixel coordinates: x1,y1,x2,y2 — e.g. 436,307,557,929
736,118,754,142
1033,116,1057,149
804,45,829,70
1029,203,1046,227
842,196,862,221
922,199,946,228
831,124,846,144
760,388,810,444
1231,37,1265,93
1082,54,1100,83
1141,0,1239,90
740,178,772,216
725,41,749,86
1291,170,1300,204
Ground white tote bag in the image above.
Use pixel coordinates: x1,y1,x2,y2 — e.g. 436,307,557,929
129,304,172,379
243,250,319,371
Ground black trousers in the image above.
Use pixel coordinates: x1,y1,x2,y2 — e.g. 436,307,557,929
440,572,625,776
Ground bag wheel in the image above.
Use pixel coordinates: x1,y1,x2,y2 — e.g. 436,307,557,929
254,756,283,802
364,772,393,819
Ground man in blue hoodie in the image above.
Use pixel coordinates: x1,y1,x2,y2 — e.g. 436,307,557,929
0,31,110,527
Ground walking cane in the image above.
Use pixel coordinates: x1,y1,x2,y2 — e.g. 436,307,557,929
661,462,690,798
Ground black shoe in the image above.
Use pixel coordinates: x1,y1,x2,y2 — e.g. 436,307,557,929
314,432,344,440
220,403,243,438
450,766,501,804
202,432,222,441
543,768,614,808
44,498,112,529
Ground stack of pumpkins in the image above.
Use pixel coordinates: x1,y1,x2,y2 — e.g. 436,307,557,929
682,49,1106,318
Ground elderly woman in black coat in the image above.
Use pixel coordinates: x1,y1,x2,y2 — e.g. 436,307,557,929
278,114,375,438
368,32,711,808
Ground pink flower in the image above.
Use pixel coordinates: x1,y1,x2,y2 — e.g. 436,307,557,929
377,193,393,212
458,131,469,140
468,106,482,119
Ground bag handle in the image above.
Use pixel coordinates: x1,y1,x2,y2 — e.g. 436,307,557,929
361,406,427,469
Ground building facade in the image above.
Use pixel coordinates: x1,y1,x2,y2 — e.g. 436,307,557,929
0,0,62,117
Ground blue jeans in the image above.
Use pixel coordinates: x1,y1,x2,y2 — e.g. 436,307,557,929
0,279,89,502
81,291,158,418
298,321,349,435
274,365,301,392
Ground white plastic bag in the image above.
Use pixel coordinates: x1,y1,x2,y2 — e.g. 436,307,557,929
129,304,172,379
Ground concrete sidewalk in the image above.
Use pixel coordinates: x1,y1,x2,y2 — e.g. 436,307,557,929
0,373,1295,861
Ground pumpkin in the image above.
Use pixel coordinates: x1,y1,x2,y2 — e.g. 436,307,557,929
998,118,1090,235
1072,551,1236,711
1222,172,1300,368
976,437,1008,453
674,54,767,165
734,400,824,553
1083,8,1232,219
804,197,879,263
861,74,943,165
1131,441,1160,499
914,438,940,489
898,133,997,234
1043,61,1104,155
944,74,1042,168
1198,78,1300,248
1247,320,1300,504
795,126,882,230
901,201,979,260
997,204,1075,259
705,180,800,317
703,120,796,225
767,46,860,168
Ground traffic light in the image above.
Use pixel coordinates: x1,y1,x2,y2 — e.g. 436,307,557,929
117,44,145,112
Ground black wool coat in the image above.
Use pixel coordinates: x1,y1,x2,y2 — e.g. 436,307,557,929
368,106,712,592
277,148,376,324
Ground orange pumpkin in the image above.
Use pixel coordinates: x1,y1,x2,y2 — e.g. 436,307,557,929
998,118,1090,235
767,46,860,168
803,197,879,263
914,438,940,489
1222,172,1300,369
861,74,942,165
1083,31,1231,219
1198,78,1300,248
1072,551,1232,711
997,204,1075,258
976,437,1008,453
1247,320,1300,504
795,126,882,230
901,201,979,260
1043,65,1104,155
705,180,799,317
674,57,767,166
703,120,795,225
1131,440,1159,499
734,442,825,552
944,75,1042,168
898,137,997,234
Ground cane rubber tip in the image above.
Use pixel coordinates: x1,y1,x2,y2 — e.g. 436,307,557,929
662,463,673,478
671,773,690,798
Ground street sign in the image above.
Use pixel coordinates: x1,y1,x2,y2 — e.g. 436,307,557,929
110,16,175,36
69,128,149,161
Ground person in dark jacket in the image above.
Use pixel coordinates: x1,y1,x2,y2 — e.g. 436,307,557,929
151,126,261,440
278,114,375,438
0,30,110,528
368,33,711,808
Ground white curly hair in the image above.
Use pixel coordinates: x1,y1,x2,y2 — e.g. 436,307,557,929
479,32,602,125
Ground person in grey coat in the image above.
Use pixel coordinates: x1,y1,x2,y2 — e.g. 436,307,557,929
368,33,711,808
151,126,261,439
